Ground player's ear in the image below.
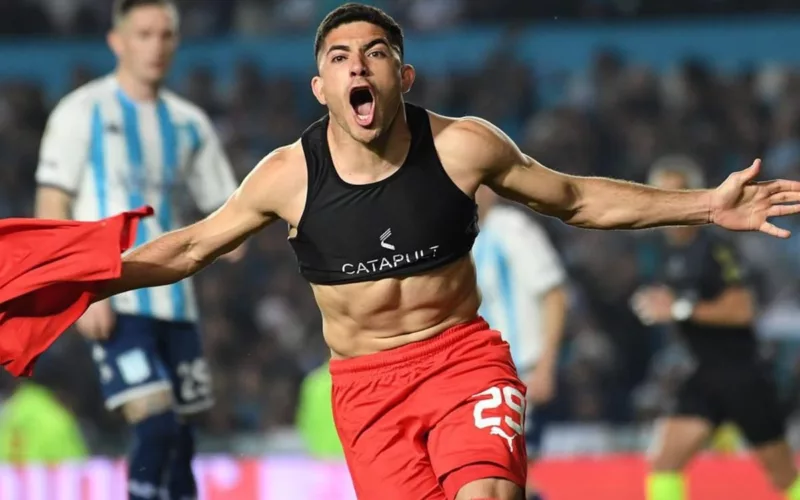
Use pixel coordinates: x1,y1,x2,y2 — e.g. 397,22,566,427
311,75,327,106
107,30,123,59
400,64,415,94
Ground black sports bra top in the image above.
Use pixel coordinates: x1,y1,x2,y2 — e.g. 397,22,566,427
289,102,478,285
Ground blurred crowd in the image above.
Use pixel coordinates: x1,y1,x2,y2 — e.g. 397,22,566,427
1,4,800,454
1,0,799,37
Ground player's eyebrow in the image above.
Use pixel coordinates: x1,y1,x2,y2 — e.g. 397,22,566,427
326,44,350,55
326,38,391,56
362,38,390,51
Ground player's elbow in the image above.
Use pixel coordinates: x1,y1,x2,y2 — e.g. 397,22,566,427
552,176,620,229
543,285,568,314
730,294,756,326
185,238,213,273
568,194,626,229
183,219,246,272
181,225,214,274
722,308,754,328
539,177,584,226
565,177,642,229
184,246,206,274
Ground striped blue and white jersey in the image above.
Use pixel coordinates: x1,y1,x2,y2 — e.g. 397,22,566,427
35,75,237,323
473,205,565,372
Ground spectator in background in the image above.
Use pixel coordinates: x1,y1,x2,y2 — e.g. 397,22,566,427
473,186,568,500
0,360,88,464
632,156,800,500
33,2,242,499
2,3,800,460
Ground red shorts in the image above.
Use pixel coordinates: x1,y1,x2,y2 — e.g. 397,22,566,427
330,318,527,500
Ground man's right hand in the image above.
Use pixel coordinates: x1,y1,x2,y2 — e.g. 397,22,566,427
75,299,116,341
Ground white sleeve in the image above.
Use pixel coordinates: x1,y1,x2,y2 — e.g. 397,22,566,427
35,97,90,193
508,216,565,295
186,114,238,214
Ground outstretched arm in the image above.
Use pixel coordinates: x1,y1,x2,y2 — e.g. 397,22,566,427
494,154,713,230
97,148,291,299
457,117,800,237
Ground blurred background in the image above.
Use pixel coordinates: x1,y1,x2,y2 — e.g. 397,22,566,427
2,0,800,498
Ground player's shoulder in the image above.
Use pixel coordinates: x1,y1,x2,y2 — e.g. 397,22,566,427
50,76,115,116
426,108,519,173
239,140,307,214
427,109,504,145
248,140,306,186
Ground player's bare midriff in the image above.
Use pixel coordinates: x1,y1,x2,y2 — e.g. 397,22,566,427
273,112,486,360
311,255,481,359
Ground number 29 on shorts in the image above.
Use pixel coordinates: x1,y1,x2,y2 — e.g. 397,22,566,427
472,385,526,434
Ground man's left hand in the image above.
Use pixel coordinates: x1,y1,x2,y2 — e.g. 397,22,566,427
710,158,800,238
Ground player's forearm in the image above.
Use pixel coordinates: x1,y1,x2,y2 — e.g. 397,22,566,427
690,289,754,327
95,226,208,300
569,177,712,230
538,286,568,371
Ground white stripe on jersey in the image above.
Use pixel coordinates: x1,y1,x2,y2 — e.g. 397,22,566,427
473,205,565,371
36,75,238,322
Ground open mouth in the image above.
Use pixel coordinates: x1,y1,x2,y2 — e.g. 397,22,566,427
349,86,375,127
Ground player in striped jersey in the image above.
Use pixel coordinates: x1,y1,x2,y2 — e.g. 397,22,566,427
473,186,568,500
34,1,239,499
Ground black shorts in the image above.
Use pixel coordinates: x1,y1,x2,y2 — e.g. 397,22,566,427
525,400,553,459
671,361,786,446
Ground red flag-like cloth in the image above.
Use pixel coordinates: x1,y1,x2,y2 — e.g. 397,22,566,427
0,206,153,376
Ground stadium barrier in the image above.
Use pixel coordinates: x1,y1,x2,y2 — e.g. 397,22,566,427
0,454,789,500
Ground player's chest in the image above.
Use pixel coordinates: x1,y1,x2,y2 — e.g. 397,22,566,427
298,183,477,265
98,107,199,190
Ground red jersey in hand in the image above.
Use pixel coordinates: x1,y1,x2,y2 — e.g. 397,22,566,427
0,206,153,376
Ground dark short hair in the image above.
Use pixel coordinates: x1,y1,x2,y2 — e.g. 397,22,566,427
314,3,404,61
113,0,176,26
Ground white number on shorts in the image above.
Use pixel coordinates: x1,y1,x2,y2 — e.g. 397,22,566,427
472,386,526,435
176,359,212,402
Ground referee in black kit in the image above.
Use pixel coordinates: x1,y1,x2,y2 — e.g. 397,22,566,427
631,155,800,500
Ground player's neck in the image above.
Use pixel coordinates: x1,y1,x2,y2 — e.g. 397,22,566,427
114,69,160,102
329,104,410,172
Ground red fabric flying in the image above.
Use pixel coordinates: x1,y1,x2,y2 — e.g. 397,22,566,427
0,206,153,376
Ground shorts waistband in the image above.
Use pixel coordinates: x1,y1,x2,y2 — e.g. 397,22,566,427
329,317,490,377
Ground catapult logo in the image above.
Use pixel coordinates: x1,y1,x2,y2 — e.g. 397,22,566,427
379,228,395,250
341,228,440,276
